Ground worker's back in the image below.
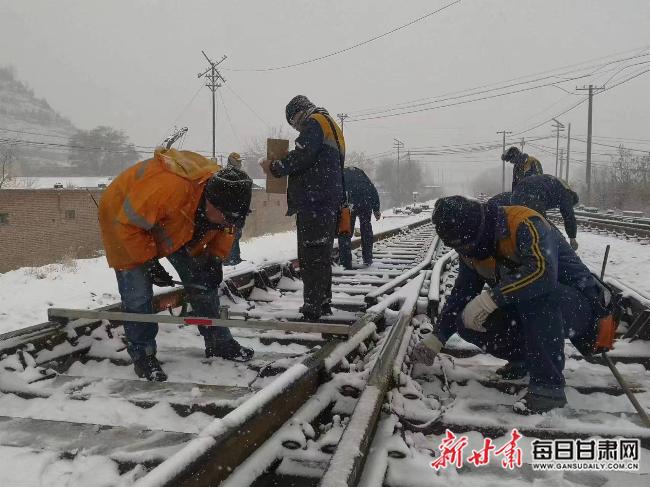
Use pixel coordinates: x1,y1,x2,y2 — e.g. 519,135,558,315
344,167,380,211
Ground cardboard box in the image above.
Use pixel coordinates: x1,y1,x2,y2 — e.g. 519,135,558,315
266,138,289,194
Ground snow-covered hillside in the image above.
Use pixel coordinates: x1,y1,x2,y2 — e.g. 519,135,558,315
0,66,77,174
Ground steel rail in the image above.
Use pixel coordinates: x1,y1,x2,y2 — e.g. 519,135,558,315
138,225,438,486
320,237,440,486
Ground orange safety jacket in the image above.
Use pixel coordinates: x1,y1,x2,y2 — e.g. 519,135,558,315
98,148,232,270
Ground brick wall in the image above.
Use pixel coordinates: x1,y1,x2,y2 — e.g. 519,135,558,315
0,188,293,272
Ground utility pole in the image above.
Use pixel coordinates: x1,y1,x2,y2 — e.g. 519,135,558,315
551,118,565,177
497,130,511,192
393,138,404,204
337,113,349,133
198,50,227,161
565,122,571,181
576,85,605,204
520,137,525,151
559,148,564,179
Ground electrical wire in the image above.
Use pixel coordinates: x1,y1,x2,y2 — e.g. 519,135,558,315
513,65,650,136
219,90,242,147
346,50,650,118
225,85,271,128
226,0,461,72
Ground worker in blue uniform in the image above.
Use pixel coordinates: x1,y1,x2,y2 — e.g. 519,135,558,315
412,196,605,414
502,146,543,189
487,174,580,250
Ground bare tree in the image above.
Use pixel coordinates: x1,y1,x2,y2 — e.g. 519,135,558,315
0,142,18,189
242,126,291,179
68,126,140,176
345,151,376,178
585,145,650,212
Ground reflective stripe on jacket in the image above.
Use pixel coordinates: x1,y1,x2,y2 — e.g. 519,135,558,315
435,205,594,343
98,148,223,270
512,156,543,188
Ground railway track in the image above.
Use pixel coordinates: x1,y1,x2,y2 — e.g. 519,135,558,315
370,249,650,486
548,208,650,241
1,207,649,486
0,216,443,486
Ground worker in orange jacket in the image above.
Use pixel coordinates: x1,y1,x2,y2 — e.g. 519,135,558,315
98,148,254,381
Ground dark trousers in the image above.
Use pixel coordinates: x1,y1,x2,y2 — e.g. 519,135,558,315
115,249,231,362
224,227,243,265
338,209,374,269
296,210,337,317
457,284,596,398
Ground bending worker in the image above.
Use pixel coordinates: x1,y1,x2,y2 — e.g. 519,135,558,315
99,148,254,382
501,146,543,189
338,166,381,269
260,95,345,321
412,196,607,414
487,174,580,250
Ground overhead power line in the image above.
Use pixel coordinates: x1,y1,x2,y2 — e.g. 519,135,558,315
347,48,650,118
226,0,461,72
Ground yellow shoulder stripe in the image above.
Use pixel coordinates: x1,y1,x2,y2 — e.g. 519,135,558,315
501,219,546,295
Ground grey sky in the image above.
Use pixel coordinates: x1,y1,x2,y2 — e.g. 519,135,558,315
1,0,649,188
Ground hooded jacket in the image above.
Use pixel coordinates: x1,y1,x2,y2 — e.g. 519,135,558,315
98,148,231,270
512,154,543,189
344,167,380,212
435,205,595,344
512,174,579,238
270,109,345,215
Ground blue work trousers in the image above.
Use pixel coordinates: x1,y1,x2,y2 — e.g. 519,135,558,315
457,284,596,399
338,209,373,269
115,250,231,362
224,227,243,265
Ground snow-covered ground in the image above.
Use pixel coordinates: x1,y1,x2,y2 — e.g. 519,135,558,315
575,230,650,300
0,207,430,335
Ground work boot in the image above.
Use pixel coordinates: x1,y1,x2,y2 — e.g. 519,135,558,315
363,260,373,267
321,302,333,316
513,391,567,415
496,361,528,380
133,355,167,382
299,305,322,322
205,338,254,362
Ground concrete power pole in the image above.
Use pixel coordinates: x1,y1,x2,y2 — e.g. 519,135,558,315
337,113,349,133
565,123,571,181
551,118,565,177
576,85,605,203
393,138,404,204
198,51,227,161
497,130,511,192
559,148,564,179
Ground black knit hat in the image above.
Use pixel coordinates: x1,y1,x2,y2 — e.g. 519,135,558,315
501,146,521,162
286,95,314,124
432,196,484,248
204,167,252,227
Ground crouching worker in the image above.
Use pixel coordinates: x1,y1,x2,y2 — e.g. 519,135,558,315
98,148,254,381
412,196,610,414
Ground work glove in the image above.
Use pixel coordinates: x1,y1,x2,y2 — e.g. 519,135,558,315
143,259,174,287
570,238,579,251
374,210,382,221
411,335,443,366
461,290,498,332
